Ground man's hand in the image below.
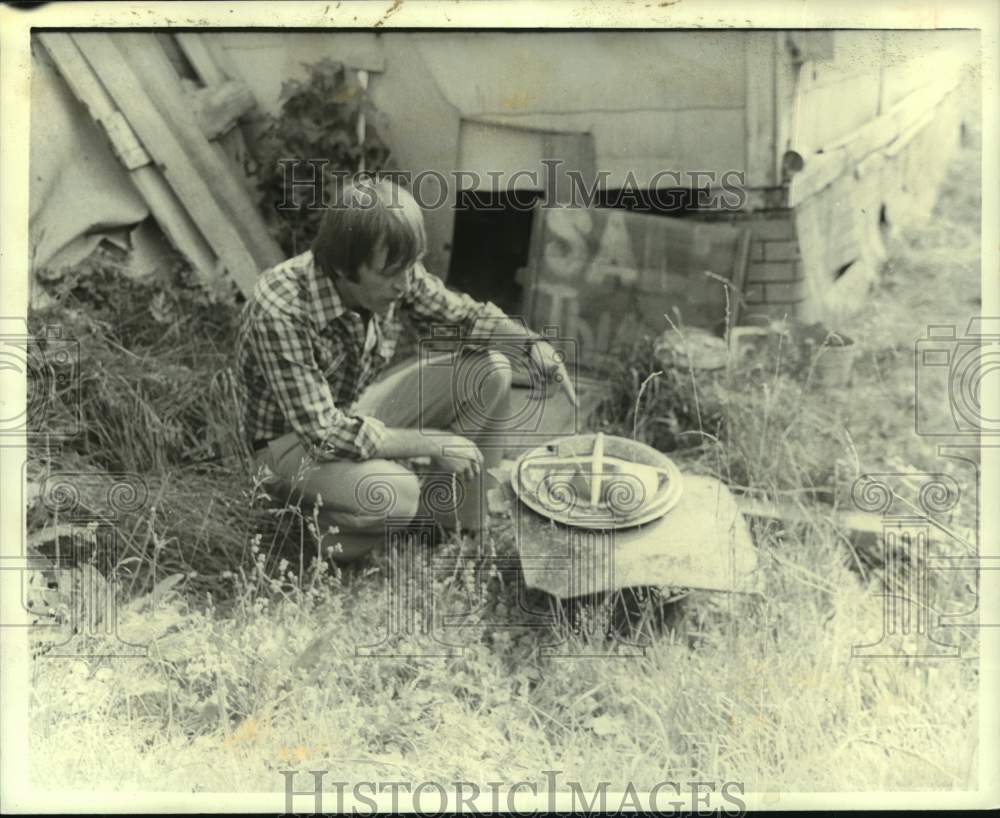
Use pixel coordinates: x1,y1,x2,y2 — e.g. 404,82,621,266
430,434,484,480
529,340,577,406
377,429,482,479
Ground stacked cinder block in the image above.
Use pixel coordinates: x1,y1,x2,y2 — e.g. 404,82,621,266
741,212,805,322
695,209,807,324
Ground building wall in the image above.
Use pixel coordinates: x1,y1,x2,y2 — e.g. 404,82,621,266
200,29,978,327
733,29,976,328
802,87,966,326
790,31,885,156
206,30,754,278
29,29,975,320
714,86,967,328
788,29,973,156
212,30,751,187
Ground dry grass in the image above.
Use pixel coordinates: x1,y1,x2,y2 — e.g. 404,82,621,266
591,334,858,507
28,524,978,792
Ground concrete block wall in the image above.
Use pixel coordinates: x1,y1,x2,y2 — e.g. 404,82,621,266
741,211,806,323
695,208,808,324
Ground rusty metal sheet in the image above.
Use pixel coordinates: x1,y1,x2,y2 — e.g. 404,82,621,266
493,464,760,599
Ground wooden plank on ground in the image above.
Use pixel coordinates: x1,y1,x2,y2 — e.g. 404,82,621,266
37,32,219,282
70,32,263,295
729,229,752,328
736,494,976,558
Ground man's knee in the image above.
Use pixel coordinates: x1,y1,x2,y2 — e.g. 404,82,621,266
349,466,422,524
464,349,513,402
279,460,422,530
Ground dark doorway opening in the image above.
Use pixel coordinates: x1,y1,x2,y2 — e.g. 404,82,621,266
447,190,543,317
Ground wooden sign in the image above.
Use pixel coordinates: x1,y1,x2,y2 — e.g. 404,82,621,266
520,206,750,371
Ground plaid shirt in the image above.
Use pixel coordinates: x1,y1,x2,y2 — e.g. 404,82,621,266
235,250,509,462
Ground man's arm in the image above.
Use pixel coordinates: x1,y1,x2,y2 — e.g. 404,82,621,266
403,262,518,341
250,308,482,474
249,310,387,461
376,428,483,479
403,264,576,405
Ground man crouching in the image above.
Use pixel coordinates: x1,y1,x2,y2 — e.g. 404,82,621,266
236,178,572,561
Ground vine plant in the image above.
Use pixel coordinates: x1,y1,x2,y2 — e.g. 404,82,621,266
252,59,394,256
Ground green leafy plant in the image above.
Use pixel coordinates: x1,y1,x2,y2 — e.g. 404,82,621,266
252,59,394,256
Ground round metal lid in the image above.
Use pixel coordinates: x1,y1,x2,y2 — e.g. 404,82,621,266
510,432,684,529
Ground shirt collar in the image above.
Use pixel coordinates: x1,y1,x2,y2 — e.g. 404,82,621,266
301,250,396,355
302,251,350,329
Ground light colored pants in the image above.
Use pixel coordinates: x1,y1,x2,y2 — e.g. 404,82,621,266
255,349,513,561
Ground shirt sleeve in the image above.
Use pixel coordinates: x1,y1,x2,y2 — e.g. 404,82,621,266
249,309,386,462
404,262,523,341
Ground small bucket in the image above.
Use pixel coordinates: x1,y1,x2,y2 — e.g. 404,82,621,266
811,334,856,388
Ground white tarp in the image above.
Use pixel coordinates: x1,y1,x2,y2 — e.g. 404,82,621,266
30,46,149,273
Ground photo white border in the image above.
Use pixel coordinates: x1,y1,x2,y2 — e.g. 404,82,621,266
1,0,997,812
